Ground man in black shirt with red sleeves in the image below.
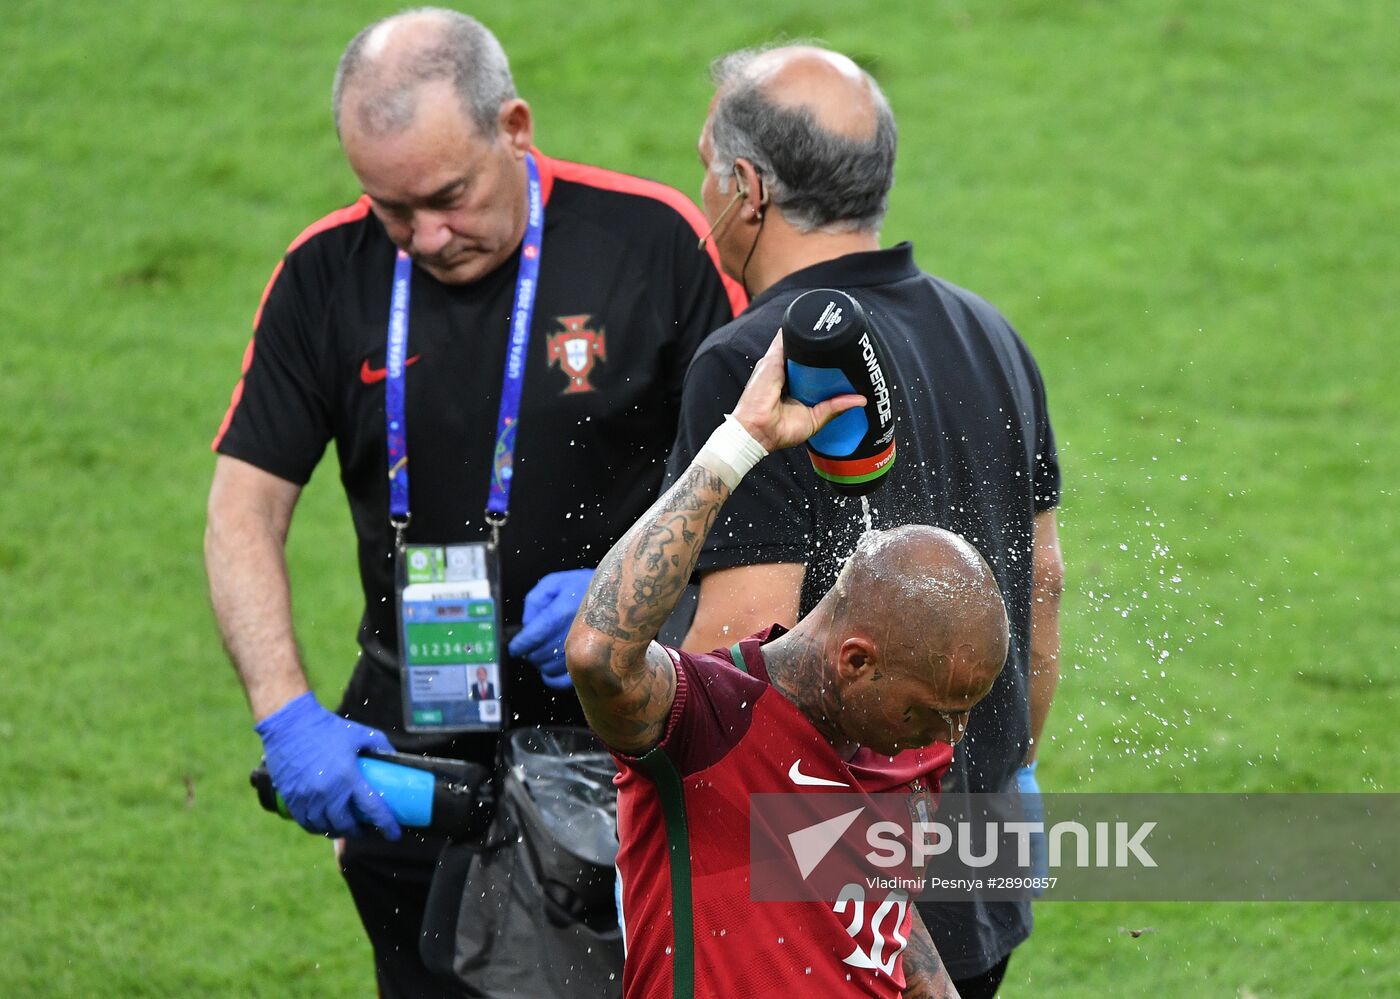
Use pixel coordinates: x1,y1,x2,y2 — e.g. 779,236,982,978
203,9,741,996
670,45,1064,997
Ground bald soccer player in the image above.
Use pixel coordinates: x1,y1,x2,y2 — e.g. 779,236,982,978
567,334,1010,999
205,9,742,994
671,45,1064,997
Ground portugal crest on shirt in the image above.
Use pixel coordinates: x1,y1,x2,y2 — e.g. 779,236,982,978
546,315,607,394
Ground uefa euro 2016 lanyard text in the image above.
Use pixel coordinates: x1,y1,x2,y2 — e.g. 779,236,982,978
385,154,544,735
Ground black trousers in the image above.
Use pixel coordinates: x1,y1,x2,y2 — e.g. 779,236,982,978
952,954,1011,999
339,830,470,999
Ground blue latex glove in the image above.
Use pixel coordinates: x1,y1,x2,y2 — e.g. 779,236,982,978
508,568,595,690
254,691,402,841
1016,761,1048,896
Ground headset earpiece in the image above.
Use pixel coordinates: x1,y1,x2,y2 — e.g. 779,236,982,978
732,164,750,200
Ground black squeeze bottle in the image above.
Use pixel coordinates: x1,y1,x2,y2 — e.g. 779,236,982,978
781,289,896,495
250,751,494,840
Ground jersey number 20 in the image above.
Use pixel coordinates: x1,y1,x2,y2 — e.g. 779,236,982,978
834,883,910,976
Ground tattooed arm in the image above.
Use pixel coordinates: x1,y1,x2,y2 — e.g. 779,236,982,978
564,464,732,752
565,333,865,753
902,906,960,999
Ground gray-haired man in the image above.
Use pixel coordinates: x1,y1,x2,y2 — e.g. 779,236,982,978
675,45,1064,997
206,8,741,996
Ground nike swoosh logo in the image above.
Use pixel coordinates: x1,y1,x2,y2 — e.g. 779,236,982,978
360,354,422,384
788,760,849,788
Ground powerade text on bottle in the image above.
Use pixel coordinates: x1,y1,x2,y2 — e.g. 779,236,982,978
781,289,896,495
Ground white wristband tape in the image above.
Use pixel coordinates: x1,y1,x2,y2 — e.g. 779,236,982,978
694,414,768,490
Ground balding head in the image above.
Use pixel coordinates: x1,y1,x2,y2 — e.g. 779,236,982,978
742,46,882,142
331,10,535,286
332,7,516,138
780,525,1008,755
831,525,1009,672
705,44,896,233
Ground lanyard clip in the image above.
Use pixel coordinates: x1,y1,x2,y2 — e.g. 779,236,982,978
484,510,507,549
390,514,411,552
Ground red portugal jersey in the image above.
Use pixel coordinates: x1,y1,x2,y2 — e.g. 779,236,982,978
612,626,953,998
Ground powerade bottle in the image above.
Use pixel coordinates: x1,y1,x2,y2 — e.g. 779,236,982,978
250,751,494,840
782,289,897,495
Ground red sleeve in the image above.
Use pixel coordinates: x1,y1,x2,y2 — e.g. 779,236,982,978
612,645,770,778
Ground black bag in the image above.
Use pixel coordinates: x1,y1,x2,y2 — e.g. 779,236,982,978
421,727,624,997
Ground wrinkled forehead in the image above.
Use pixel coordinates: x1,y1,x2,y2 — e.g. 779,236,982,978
906,640,1001,708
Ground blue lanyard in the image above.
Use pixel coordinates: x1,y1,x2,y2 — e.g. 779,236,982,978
386,153,545,547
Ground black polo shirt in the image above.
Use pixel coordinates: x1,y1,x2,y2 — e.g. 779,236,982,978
664,242,1059,977
215,152,743,755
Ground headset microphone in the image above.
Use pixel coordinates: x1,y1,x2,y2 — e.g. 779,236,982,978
696,187,748,249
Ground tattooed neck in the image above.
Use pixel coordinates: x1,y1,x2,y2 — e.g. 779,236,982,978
764,632,857,758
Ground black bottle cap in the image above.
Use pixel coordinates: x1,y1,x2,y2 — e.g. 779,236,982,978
782,289,869,358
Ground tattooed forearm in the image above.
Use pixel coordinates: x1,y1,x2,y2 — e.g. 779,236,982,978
581,570,629,640
902,907,959,999
580,466,725,648
567,463,729,750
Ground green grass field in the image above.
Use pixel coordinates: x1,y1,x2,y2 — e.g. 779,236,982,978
3,1,1397,995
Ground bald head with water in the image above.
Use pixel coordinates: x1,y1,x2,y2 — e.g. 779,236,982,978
766,525,1008,756
828,525,1009,683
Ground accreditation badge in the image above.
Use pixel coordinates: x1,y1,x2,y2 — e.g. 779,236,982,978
396,542,506,733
